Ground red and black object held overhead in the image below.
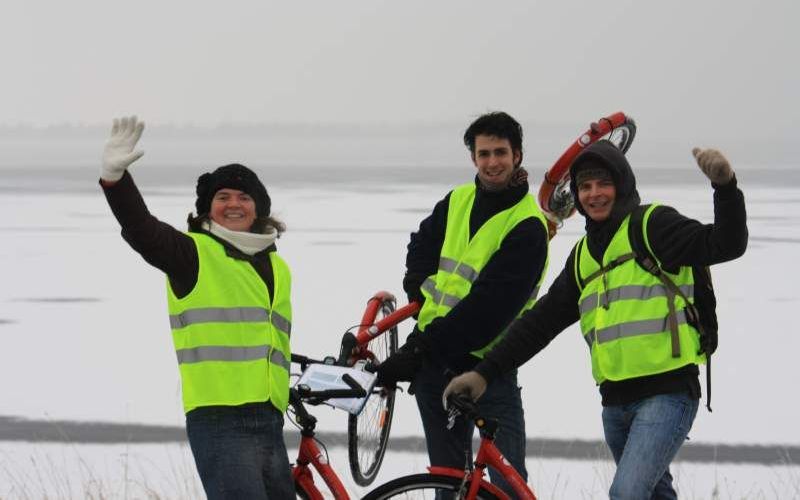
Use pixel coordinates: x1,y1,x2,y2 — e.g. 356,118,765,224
538,111,636,238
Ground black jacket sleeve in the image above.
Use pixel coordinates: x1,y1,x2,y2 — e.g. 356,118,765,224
101,171,199,297
403,193,450,303
647,176,748,269
474,248,582,383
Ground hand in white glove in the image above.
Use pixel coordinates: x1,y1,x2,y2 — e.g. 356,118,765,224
101,116,145,182
442,371,488,409
692,147,733,185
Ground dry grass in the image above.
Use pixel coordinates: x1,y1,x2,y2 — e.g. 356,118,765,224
0,442,203,499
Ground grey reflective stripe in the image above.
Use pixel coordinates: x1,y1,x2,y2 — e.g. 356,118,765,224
170,307,269,329
529,286,540,302
578,284,694,316
176,344,291,372
270,312,292,338
587,310,689,345
177,345,269,364
269,348,291,372
421,278,441,302
421,278,462,308
439,257,479,283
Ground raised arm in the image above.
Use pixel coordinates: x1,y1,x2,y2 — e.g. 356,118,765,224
648,148,748,269
99,117,199,297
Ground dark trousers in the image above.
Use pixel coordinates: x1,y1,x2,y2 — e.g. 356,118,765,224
186,402,294,499
414,361,528,499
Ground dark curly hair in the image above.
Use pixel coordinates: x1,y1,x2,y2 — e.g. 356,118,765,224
463,111,524,167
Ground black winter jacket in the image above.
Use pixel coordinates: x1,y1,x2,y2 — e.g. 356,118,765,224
475,143,748,406
404,177,549,372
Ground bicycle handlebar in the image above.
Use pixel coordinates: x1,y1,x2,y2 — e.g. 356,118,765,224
290,353,369,402
295,373,367,400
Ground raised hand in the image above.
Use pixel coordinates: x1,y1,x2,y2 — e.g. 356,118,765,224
101,116,145,182
692,147,733,185
442,371,487,409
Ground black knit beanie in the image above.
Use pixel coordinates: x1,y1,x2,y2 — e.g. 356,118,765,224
574,163,613,186
195,164,270,217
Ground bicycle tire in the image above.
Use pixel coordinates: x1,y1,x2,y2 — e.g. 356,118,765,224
538,112,636,233
362,473,500,499
347,297,398,486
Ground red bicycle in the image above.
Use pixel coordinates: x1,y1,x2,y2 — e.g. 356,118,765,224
362,393,538,499
336,291,421,486
290,353,370,499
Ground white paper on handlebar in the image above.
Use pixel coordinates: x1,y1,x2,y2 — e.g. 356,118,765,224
295,363,377,415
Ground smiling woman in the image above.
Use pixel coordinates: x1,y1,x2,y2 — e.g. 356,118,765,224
210,189,256,231
99,116,295,499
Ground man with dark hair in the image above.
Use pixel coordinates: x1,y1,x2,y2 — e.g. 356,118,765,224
445,140,748,499
377,111,550,497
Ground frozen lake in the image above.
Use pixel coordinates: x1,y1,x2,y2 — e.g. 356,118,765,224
2,163,799,497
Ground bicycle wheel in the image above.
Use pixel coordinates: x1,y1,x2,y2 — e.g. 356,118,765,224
363,473,499,499
348,298,398,486
538,113,636,233
604,119,636,153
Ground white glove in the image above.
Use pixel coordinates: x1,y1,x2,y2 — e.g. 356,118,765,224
442,371,488,409
692,147,733,185
101,116,145,182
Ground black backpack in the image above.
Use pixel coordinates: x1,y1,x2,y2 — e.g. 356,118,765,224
628,204,718,411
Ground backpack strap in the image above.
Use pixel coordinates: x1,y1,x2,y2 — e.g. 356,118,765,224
575,237,637,311
629,204,713,411
629,205,683,358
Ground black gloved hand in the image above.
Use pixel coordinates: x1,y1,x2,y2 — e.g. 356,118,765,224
376,330,429,389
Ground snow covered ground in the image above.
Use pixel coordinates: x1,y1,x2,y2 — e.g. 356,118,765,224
2,164,799,498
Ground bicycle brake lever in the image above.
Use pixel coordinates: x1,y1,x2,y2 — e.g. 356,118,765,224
446,406,461,430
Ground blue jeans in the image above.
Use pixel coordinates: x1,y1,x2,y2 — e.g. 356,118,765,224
414,361,528,499
185,402,294,499
602,392,699,500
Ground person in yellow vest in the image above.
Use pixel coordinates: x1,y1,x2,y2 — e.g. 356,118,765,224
445,139,748,499
377,111,550,498
99,116,294,499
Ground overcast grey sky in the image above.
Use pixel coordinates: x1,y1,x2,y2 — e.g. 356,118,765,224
2,0,797,165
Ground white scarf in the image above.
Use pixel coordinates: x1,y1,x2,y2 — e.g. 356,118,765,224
202,220,277,256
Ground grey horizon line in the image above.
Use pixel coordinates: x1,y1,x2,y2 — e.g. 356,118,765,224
0,417,795,466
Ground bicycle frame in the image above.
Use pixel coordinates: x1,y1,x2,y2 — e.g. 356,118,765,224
292,432,350,500
339,291,420,366
356,292,420,346
289,355,370,499
423,396,537,500
427,434,536,500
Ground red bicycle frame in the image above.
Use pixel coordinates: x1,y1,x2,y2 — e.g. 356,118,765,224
356,292,420,346
423,395,538,500
428,434,537,499
292,433,350,499
340,291,420,366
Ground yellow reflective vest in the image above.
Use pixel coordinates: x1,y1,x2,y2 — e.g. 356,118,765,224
417,183,549,358
167,233,292,413
575,206,705,385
